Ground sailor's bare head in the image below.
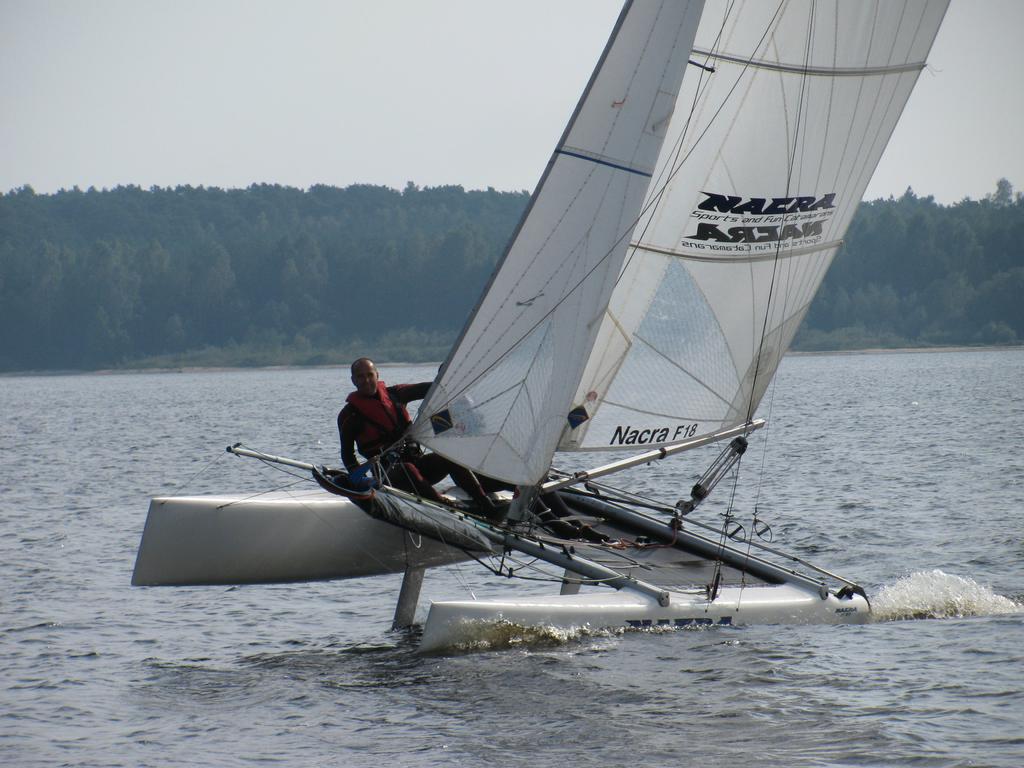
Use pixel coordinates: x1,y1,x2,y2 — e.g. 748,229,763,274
350,358,379,396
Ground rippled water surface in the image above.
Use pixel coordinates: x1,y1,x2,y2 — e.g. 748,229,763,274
2,349,1022,767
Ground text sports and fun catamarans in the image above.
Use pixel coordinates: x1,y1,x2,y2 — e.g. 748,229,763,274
133,0,950,652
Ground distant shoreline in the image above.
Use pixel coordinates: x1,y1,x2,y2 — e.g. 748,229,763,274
787,344,1024,357
2,345,1022,378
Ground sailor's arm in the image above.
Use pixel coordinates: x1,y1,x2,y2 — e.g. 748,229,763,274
389,382,431,404
337,409,360,471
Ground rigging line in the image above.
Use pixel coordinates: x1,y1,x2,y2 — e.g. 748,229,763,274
215,469,332,582
573,480,678,515
446,541,491,598
166,449,228,497
463,544,608,588
754,7,819,501
846,4,929,210
216,451,321,510
711,450,746,597
387,490,508,593
215,476,309,510
421,1,788,422
744,0,816,429
810,4,838,218
738,499,765,600
832,6,891,211
744,2,818,512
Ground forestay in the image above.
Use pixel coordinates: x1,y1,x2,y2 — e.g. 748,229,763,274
409,1,705,485
560,0,949,451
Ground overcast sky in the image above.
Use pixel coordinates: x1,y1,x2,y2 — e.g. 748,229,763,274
2,0,1022,204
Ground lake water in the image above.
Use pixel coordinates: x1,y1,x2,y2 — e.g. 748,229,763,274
2,349,1022,767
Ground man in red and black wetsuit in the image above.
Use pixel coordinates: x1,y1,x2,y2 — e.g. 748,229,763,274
338,357,495,512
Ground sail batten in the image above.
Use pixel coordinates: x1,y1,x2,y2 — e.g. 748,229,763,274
555,148,655,178
630,237,845,264
690,48,930,77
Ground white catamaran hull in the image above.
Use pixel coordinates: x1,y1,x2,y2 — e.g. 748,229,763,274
420,584,870,653
131,490,468,587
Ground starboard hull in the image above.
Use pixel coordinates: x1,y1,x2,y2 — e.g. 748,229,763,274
131,490,469,586
419,584,871,652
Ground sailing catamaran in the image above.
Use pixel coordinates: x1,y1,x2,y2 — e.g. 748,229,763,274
133,0,949,652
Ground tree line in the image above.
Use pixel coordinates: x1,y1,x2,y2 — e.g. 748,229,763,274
1,179,1021,372
800,178,1024,349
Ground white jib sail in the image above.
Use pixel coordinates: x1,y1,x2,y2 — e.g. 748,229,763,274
559,0,949,452
409,1,706,485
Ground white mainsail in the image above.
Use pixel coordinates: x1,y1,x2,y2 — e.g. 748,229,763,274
560,0,949,451
410,0,948,483
409,1,706,485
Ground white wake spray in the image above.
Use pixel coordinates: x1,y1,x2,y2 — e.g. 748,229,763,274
871,569,1021,622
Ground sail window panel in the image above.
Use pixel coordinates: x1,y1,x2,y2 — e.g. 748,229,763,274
690,250,834,409
686,251,831,352
607,340,734,422
573,276,739,450
562,255,731,451
573,252,673,401
568,239,838,452
633,260,740,401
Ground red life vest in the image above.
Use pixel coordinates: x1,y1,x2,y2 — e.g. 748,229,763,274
344,381,411,458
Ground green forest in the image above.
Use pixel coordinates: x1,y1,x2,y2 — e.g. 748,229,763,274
1,179,1022,373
